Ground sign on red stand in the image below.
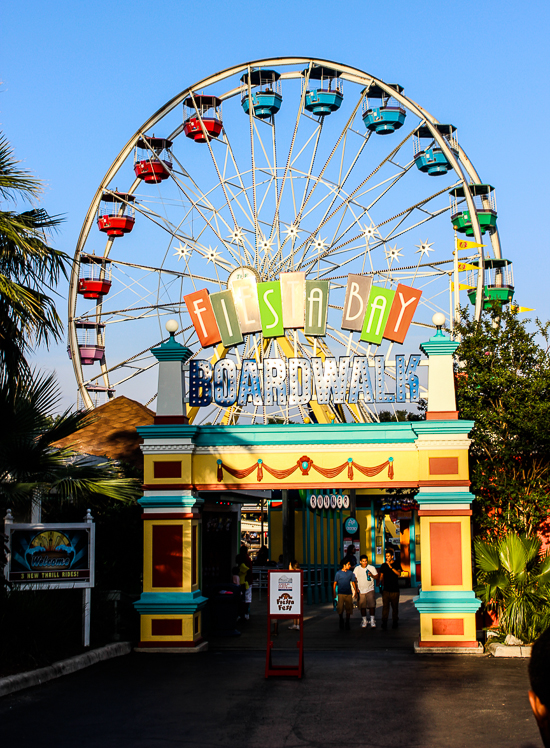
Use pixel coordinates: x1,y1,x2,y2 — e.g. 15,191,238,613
266,569,304,678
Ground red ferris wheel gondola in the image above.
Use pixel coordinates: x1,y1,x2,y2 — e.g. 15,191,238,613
97,191,136,237
183,95,223,143
134,135,173,183
77,254,112,299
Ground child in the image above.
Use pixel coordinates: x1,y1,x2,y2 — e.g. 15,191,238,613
288,560,301,631
237,552,251,620
231,565,240,586
333,558,358,630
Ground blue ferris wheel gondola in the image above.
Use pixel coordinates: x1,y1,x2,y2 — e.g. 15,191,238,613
303,65,343,116
362,83,406,134
241,68,282,119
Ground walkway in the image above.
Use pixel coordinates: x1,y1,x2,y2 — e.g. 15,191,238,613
209,589,432,651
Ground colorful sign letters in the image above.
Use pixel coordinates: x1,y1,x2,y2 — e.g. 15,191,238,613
189,354,421,408
184,273,421,349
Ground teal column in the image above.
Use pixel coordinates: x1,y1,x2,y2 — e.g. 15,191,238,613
370,500,376,565
306,491,312,605
410,511,417,588
319,500,326,603
313,503,319,603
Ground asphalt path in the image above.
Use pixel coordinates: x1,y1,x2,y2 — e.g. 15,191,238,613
0,649,540,748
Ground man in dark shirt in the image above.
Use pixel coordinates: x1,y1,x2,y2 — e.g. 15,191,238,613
378,549,402,630
529,627,550,747
333,559,358,630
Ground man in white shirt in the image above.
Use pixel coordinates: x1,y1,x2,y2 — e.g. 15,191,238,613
353,554,379,628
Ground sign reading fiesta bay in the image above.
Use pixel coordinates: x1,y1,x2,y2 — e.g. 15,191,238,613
184,270,423,407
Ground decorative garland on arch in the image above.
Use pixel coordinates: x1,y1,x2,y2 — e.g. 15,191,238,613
216,455,394,483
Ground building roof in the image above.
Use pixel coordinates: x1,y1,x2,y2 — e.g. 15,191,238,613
54,396,154,468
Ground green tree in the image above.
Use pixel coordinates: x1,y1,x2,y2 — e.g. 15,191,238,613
0,133,66,378
0,369,141,518
475,533,550,643
454,306,550,538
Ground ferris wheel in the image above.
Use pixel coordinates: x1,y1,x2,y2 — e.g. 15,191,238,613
68,56,505,424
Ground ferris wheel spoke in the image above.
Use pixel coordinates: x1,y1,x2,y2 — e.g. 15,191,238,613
219,129,256,223
187,92,239,231
294,129,418,267
165,155,243,256
294,88,367,227
266,64,312,247
375,183,458,234
312,132,372,236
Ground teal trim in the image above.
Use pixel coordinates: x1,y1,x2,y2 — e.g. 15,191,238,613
370,500,376,566
151,335,193,362
416,491,475,505
420,330,460,357
138,420,474,444
138,424,197,439
138,421,420,446
139,494,199,509
134,590,208,614
411,421,474,437
413,590,481,614
410,513,417,587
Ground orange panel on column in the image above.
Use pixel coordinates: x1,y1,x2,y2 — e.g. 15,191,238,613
429,457,459,475
430,522,462,586
152,525,183,587
192,524,197,586
432,618,464,636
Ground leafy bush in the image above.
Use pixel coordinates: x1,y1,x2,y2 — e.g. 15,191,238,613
475,532,550,643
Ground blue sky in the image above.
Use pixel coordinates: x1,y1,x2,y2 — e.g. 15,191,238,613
1,0,549,409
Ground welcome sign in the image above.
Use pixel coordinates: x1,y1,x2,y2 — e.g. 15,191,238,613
184,271,422,349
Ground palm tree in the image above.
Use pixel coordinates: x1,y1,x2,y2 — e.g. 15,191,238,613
0,368,141,518
0,133,67,378
475,533,550,643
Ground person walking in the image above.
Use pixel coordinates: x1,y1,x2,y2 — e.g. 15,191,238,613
378,549,402,630
343,542,358,569
353,554,379,628
240,544,254,619
288,560,301,631
237,550,252,620
333,559,358,630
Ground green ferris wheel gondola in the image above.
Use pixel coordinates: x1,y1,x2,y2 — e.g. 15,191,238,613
449,183,498,236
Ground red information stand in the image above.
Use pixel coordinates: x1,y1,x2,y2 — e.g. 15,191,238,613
265,569,304,678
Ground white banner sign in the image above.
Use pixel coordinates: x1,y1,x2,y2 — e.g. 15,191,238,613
269,570,302,616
